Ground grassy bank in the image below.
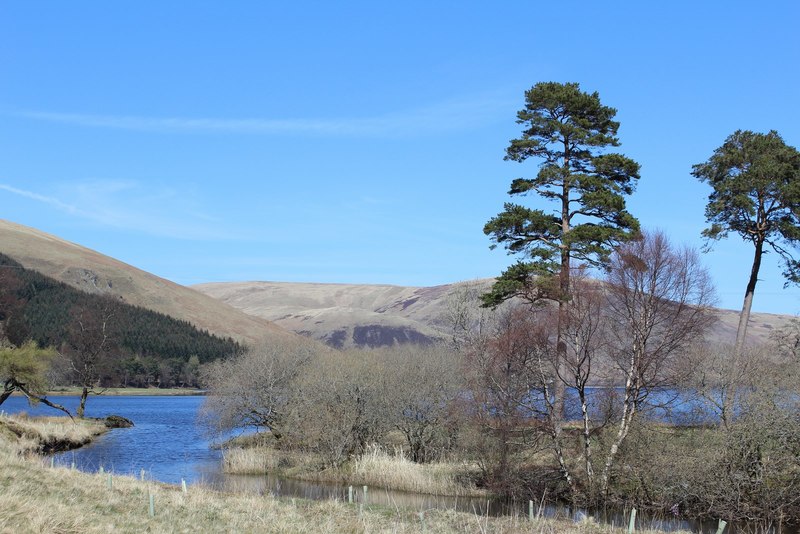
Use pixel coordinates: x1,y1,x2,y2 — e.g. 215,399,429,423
0,413,107,454
0,416,682,533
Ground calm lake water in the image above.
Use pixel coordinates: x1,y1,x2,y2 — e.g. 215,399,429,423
2,395,221,484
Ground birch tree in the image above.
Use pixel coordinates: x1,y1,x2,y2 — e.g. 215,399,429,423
601,230,716,494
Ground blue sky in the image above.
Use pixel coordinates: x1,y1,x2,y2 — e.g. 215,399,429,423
1,2,799,314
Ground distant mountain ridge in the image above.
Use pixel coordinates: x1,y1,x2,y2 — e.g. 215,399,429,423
194,279,796,350
193,281,455,348
0,219,290,346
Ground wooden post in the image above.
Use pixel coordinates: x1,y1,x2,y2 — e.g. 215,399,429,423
627,508,637,534
348,485,353,504
181,478,187,493
716,519,727,534
148,493,155,517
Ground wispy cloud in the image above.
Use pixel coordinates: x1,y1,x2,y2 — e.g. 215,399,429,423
0,181,245,241
14,93,513,136
0,184,85,215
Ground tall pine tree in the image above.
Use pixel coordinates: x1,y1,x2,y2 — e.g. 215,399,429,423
484,82,640,488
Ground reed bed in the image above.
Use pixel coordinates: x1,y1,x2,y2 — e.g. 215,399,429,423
349,444,482,496
222,442,485,497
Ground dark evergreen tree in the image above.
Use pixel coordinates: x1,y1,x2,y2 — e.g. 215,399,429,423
692,130,800,355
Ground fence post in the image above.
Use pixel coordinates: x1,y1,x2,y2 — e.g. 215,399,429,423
627,508,637,534
529,500,534,521
107,474,112,490
348,486,353,504
148,493,155,517
716,519,727,534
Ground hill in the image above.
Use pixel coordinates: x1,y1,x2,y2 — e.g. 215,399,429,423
0,252,243,387
193,281,458,348
194,279,796,349
0,252,240,361
0,219,288,346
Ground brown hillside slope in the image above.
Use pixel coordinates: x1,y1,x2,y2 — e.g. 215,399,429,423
0,219,289,345
194,279,796,349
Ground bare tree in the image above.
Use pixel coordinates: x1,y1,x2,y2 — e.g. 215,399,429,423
601,230,716,493
443,281,496,353
289,349,390,467
382,344,463,463
201,338,318,438
687,343,762,428
63,304,117,418
461,306,564,494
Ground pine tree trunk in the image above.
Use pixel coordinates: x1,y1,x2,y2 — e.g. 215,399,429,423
734,239,763,354
725,238,763,426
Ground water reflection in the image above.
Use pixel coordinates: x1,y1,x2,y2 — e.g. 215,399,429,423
202,470,708,532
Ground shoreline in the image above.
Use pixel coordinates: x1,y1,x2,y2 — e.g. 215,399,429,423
0,413,109,455
11,387,207,397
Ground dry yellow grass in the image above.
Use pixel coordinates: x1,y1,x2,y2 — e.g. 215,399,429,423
222,445,273,473
350,445,483,496
0,412,107,454
0,416,687,533
222,443,485,497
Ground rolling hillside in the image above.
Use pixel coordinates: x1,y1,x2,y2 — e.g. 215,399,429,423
0,219,289,346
